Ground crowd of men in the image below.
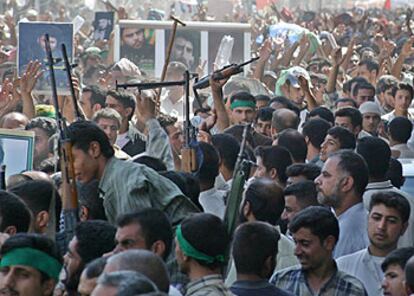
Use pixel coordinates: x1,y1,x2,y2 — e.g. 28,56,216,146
1,0,414,296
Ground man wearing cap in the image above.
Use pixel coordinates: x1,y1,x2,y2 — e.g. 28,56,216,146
359,101,382,138
0,233,63,296
175,213,233,296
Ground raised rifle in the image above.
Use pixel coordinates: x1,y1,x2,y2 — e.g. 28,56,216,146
61,43,84,121
224,123,253,236
193,56,260,90
44,34,78,210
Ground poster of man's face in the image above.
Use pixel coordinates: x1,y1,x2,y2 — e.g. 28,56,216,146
120,27,155,76
166,30,200,72
208,31,244,73
94,11,114,41
18,22,73,95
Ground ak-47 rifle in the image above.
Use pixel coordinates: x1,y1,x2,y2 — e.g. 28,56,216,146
44,34,78,210
193,56,260,90
61,43,84,121
224,123,253,236
116,71,197,173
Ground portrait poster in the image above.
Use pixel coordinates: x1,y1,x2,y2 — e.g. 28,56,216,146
0,129,34,179
93,11,115,41
165,29,201,73
119,25,156,77
18,22,73,95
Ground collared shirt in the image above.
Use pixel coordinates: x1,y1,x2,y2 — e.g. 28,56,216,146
337,248,384,296
363,181,414,248
98,157,199,225
230,279,294,296
198,187,226,219
161,90,194,123
270,263,367,296
334,202,369,258
185,275,234,296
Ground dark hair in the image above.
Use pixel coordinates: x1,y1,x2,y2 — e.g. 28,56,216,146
230,91,256,105
180,213,229,269
386,158,405,189
343,77,368,94
289,206,339,244
0,190,31,233
376,75,398,95
157,114,178,133
83,85,107,108
286,163,321,181
391,82,414,100
25,116,57,137
106,90,137,120
212,134,240,172
84,257,108,279
352,82,375,98
255,95,271,104
244,178,285,225
335,107,363,130
198,142,220,183
133,156,167,172
327,126,356,149
269,96,300,116
78,180,107,220
256,107,274,122
309,107,334,125
381,247,414,272
116,209,173,260
232,222,280,277
335,98,357,109
369,192,411,224
75,220,116,264
160,171,201,210
330,150,369,196
1,233,62,281
302,118,331,149
389,117,413,143
68,120,114,159
277,129,307,163
357,137,390,179
254,146,292,184
359,59,379,73
284,181,318,209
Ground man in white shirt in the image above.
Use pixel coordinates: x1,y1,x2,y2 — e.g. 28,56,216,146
337,191,410,296
197,142,226,219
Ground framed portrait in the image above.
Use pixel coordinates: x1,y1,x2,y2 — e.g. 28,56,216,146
93,11,115,41
18,22,73,95
0,129,35,179
115,20,251,78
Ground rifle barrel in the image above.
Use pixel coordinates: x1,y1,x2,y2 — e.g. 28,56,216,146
116,80,186,91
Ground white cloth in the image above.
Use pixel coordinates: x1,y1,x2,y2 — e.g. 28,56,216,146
363,181,414,248
199,187,227,219
169,285,182,296
160,90,194,122
334,202,369,258
337,248,384,296
392,143,414,159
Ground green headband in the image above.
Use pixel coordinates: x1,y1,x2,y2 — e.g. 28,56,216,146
230,100,256,111
176,225,225,264
0,247,62,281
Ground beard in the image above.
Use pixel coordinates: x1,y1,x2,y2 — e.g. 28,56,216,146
317,182,342,209
63,265,83,294
0,288,19,296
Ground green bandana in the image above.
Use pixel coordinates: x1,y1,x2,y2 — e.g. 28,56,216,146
176,225,225,264
0,247,62,281
230,100,256,111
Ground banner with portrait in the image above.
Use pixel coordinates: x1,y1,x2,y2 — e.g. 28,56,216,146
115,20,251,78
18,22,74,95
